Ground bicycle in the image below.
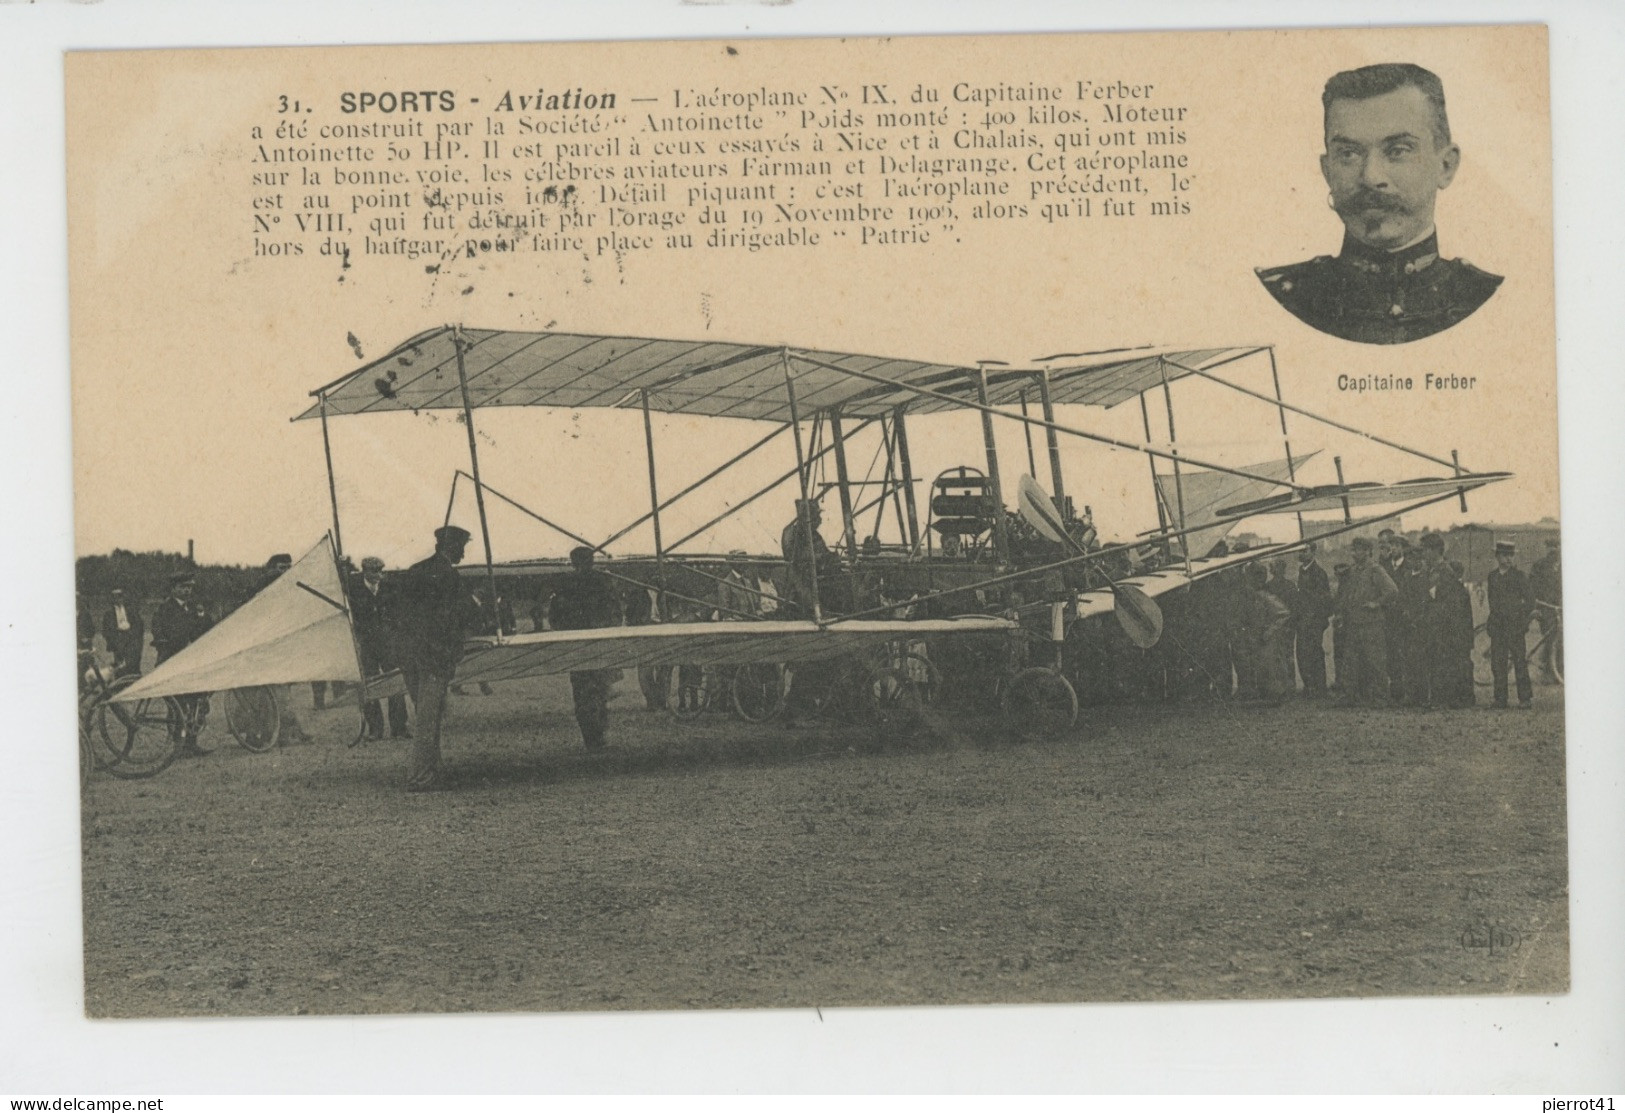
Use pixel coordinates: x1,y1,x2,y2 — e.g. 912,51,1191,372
668,662,791,724
79,652,180,779
1472,604,1563,689
780,644,941,737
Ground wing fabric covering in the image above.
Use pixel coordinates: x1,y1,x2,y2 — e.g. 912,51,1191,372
1156,453,1316,559
451,616,1017,684
112,539,359,700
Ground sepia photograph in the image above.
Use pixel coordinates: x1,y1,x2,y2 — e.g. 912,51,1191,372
1256,61,1504,345
6,1,1623,1097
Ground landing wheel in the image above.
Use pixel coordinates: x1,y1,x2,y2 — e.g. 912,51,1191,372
864,665,929,737
1002,667,1079,741
94,676,182,778
224,685,281,753
731,664,786,723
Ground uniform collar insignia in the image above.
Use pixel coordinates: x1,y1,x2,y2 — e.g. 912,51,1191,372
1339,230,1440,277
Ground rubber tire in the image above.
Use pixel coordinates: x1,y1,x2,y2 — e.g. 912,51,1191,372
864,665,928,738
731,664,786,723
95,676,182,778
225,685,281,753
1002,667,1079,741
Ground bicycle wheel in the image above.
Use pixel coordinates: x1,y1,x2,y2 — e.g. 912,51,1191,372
731,663,786,723
79,717,94,789
1002,667,1079,741
225,685,282,752
94,677,181,778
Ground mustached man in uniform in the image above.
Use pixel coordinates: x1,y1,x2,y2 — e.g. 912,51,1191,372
1257,63,1501,344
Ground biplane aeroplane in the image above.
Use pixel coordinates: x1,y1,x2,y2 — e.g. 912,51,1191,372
112,326,1509,745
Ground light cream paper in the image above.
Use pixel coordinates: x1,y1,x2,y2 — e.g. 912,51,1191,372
68,27,1564,1018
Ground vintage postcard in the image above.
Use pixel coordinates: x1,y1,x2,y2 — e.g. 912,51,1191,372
66,25,1567,1028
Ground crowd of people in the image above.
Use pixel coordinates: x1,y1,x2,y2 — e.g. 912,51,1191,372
75,509,1561,790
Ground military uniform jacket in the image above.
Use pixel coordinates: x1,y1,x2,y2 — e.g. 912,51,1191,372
150,596,211,664
1257,232,1502,345
1294,561,1334,628
547,570,621,632
1426,573,1475,654
1486,566,1535,635
394,553,476,674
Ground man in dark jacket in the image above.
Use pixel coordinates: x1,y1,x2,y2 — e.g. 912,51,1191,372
395,526,476,790
1335,537,1398,707
1428,557,1476,708
1486,539,1535,709
1264,558,1299,695
547,546,622,749
350,556,408,741
101,587,146,678
1399,533,1443,705
1293,544,1334,695
150,571,214,755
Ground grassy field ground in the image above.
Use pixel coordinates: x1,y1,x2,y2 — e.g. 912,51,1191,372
79,674,1567,1017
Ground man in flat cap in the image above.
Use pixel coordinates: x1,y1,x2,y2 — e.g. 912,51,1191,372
547,546,623,749
255,553,313,745
1333,536,1398,707
1486,539,1535,709
350,556,409,741
1257,63,1502,344
150,570,214,755
1529,537,1563,683
395,525,477,790
101,587,145,679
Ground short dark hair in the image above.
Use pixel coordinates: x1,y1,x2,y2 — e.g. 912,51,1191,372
1323,63,1451,148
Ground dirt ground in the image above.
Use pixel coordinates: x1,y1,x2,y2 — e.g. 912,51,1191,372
78,675,1568,1017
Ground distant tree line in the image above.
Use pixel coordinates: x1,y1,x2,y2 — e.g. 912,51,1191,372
75,549,266,621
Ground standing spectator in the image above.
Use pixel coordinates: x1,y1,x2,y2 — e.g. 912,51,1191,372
1529,537,1562,683
1293,544,1334,696
781,499,837,618
1378,531,1413,703
101,587,146,679
1486,540,1536,709
77,598,96,652
623,584,670,712
1428,558,1476,708
547,546,623,749
1400,534,1443,705
453,585,515,696
257,554,313,744
718,551,760,619
1330,561,1352,693
150,571,214,756
1335,537,1398,707
1264,557,1299,694
1239,562,1292,704
350,556,408,741
395,525,478,791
